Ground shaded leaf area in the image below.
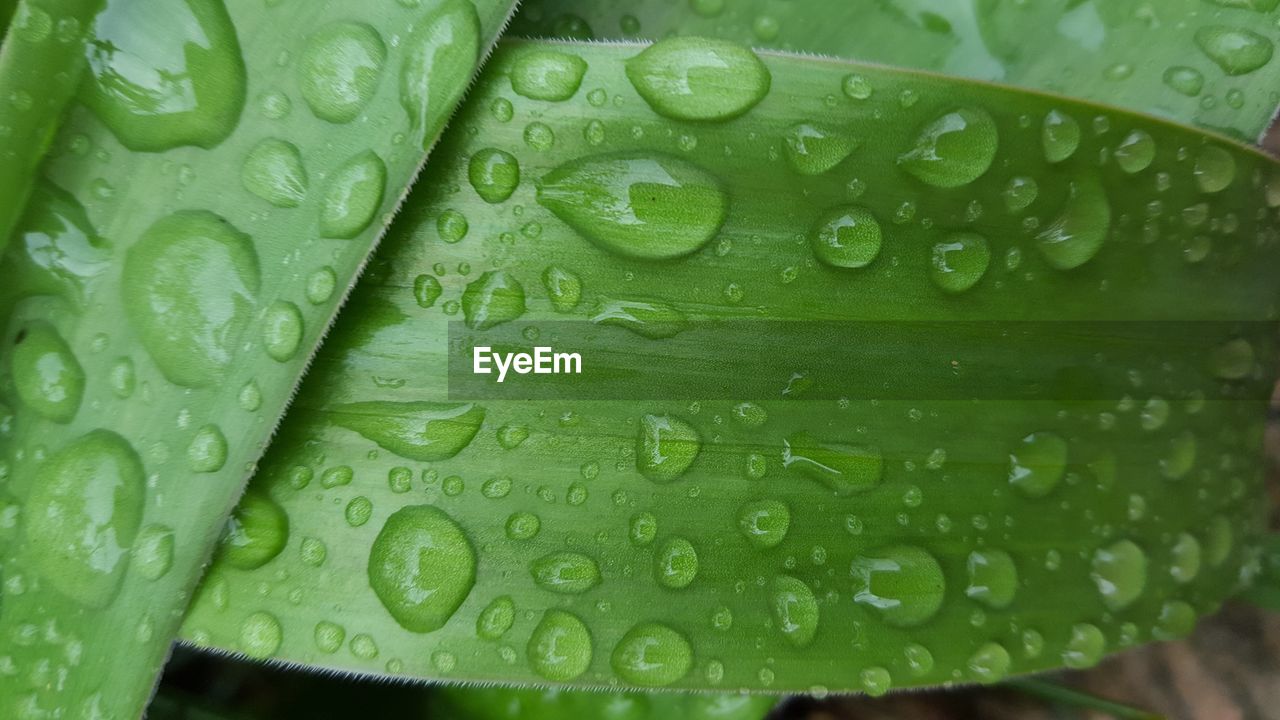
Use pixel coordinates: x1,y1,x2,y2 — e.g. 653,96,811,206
180,39,1279,694
512,0,1280,141
0,0,519,716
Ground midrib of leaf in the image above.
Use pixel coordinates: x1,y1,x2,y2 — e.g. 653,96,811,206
0,0,519,716
179,39,1278,694
511,0,1280,142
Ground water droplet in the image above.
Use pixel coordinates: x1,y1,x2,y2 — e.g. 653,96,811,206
300,536,327,567
1170,532,1202,583
625,37,770,121
1194,146,1237,193
321,465,354,488
133,524,174,580
123,211,259,387
612,622,693,686
1195,26,1274,76
477,595,515,640
368,505,476,632
967,642,1010,683
965,549,1017,609
651,536,698,590
298,22,385,123
930,232,990,293
770,575,818,647
25,431,144,606
737,499,790,550
531,551,601,594
1036,179,1110,270
898,108,998,188
1159,430,1197,479
783,431,882,495
851,545,945,627
1211,338,1255,380
636,414,700,482
400,0,480,145
306,267,336,304
242,138,308,207
1114,130,1155,174
462,271,526,329
330,401,484,461
842,73,873,100
505,511,541,540
315,621,345,653
345,496,373,526
860,666,892,697
523,120,555,150
239,611,282,658
1153,600,1196,640
1091,539,1147,611
510,47,587,101
1008,431,1067,497
11,322,84,422
350,632,379,659
262,300,303,361
320,150,386,238
1163,66,1205,96
592,297,688,339
468,148,520,204
783,123,858,175
84,0,246,150
528,610,592,681
1061,623,1106,669
187,424,228,472
413,274,443,308
809,206,882,269
1041,110,1080,163
542,266,582,312
537,152,728,260
217,490,288,570
629,512,658,546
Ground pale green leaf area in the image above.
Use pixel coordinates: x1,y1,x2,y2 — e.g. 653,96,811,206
0,0,519,716
180,38,1278,696
512,0,1280,141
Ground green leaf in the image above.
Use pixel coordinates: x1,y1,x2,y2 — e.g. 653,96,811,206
432,686,778,720
511,0,1280,140
180,39,1279,694
0,0,104,252
0,0,519,715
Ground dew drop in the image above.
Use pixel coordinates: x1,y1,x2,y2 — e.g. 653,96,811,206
531,551,602,594
783,123,858,176
11,321,84,422
1036,178,1110,270
187,423,228,472
625,36,770,121
783,431,882,495
1090,539,1148,611
528,610,592,681
330,401,484,461
1195,26,1274,76
542,266,583,313
239,611,282,658
898,107,998,188
368,505,476,633
477,595,515,640
1041,110,1080,163
612,622,693,687
510,47,587,101
851,545,945,627
1062,623,1106,669
242,138,308,207
1114,130,1155,174
1194,146,1237,193
262,300,303,362
930,232,990,293
737,499,790,550
636,414,701,482
298,22,385,123
965,549,1017,609
967,642,1011,683
400,0,480,146
320,151,386,238
1170,532,1202,583
315,621,345,653
770,575,818,647
133,524,174,580
1008,431,1067,497
655,536,698,589
462,271,526,329
809,206,882,269
217,490,288,570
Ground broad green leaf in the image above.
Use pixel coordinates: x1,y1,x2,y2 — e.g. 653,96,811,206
432,687,777,719
0,0,519,715
181,39,1278,695
0,0,103,252
511,0,1280,141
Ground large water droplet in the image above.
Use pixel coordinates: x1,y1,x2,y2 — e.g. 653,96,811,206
217,490,288,569
655,536,698,589
967,642,1010,683
25,430,144,607
537,152,728,260
930,232,990,293
1152,600,1196,640
611,622,693,686
1062,623,1106,669
123,211,259,387
239,611,283,658
462,271,526,329
851,545,945,627
1195,26,1274,75
528,548,605,595
737,499,790,550
331,401,484,462
1007,431,1067,497
625,36,770,121
769,575,818,647
809,206,882,269
510,47,587,101
242,138,308,208
1090,539,1147,611
965,549,1017,609
298,22,386,123
593,297,689,339
187,423,228,472
1194,146,1237,193
320,150,386,238
783,123,858,176
528,610,592,681
1114,130,1155,174
368,505,476,633
898,107,997,188
84,0,246,150
11,321,84,422
783,431,882,495
636,414,701,482
400,0,480,146
468,148,520,204
1036,179,1110,270
6,182,110,308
